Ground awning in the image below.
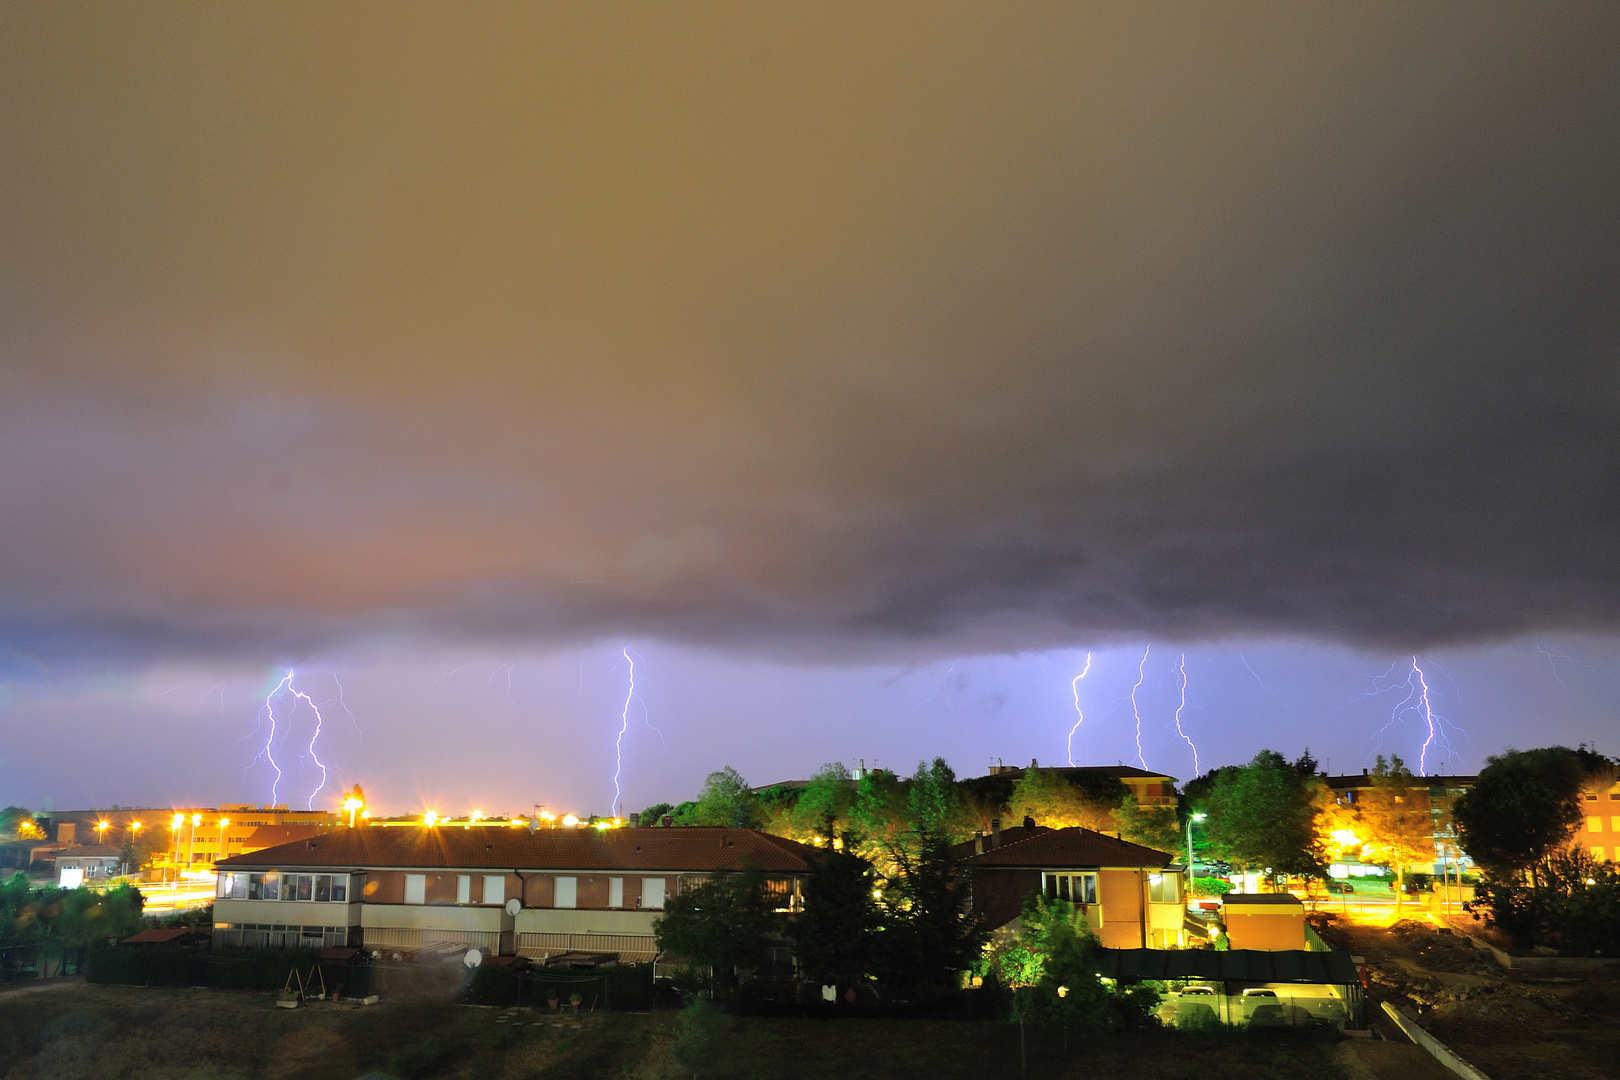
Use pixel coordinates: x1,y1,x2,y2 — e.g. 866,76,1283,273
1092,948,1359,984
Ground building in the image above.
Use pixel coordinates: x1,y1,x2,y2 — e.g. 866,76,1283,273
51,844,125,887
214,826,814,961
32,805,337,877
961,822,1191,948
981,762,1179,810
1220,893,1305,951
1321,772,1476,877
1576,777,1620,863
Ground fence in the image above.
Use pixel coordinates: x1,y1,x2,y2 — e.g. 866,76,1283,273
462,962,654,1010
0,942,87,982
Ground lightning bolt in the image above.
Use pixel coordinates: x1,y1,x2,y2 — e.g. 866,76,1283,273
613,647,635,817
1066,652,1093,766
1172,653,1199,775
255,674,291,804
1130,646,1150,768
1352,657,1468,775
625,647,670,751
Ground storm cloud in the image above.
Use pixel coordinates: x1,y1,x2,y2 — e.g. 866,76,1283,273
2,3,1618,662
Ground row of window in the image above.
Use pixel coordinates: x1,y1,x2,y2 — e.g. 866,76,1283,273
1586,817,1620,833
217,871,361,902
400,873,667,910
1040,871,1182,905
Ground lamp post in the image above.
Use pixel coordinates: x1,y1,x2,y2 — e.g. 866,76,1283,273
1186,812,1206,891
186,813,201,879
126,821,141,877
343,796,363,828
170,814,184,890
97,819,110,844
216,818,229,871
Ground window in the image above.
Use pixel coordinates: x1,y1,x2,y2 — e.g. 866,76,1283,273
330,876,346,903
1585,793,1599,801
1148,873,1180,904
1594,847,1606,862
262,872,280,901
482,875,505,906
554,876,577,908
296,875,312,902
641,877,666,910
457,875,472,904
216,873,230,899
314,875,331,902
1590,817,1604,833
1612,817,1620,833
248,874,262,900
1043,872,1097,905
404,874,426,905
609,877,624,908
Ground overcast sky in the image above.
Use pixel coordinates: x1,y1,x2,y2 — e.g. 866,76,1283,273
2,4,1617,814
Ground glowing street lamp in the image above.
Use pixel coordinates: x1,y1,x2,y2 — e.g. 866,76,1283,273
1187,812,1207,887
216,818,230,869
424,811,439,828
343,796,364,828
561,814,580,828
170,814,184,890
186,813,201,876
97,820,110,843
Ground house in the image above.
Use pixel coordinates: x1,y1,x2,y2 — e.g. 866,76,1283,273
0,839,62,873
962,824,1190,948
51,844,125,887
121,927,206,946
213,826,815,961
1219,893,1305,951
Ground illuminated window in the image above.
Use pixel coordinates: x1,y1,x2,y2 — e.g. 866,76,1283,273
1043,872,1098,904
1593,847,1606,862
1590,817,1604,833
1149,873,1180,904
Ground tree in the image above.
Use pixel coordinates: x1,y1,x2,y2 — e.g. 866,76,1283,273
1355,755,1435,911
1454,747,1596,883
788,848,883,996
685,767,763,829
1203,750,1322,880
1007,769,1123,831
654,862,779,1000
776,762,856,843
638,802,674,824
1113,794,1181,853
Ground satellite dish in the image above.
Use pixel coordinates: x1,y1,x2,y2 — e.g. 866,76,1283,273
505,898,521,916
463,949,483,968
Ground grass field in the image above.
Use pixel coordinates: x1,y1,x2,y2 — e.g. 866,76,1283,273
0,983,1348,1080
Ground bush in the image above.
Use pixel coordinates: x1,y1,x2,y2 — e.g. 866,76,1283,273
1467,849,1620,956
1191,877,1232,896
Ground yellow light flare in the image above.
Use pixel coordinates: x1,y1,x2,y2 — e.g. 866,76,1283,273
424,811,439,827
561,814,579,827
1331,829,1361,847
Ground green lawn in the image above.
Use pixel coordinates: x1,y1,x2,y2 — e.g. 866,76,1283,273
0,984,1347,1080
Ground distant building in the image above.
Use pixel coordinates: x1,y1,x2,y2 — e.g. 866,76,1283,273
51,844,124,887
1321,772,1476,876
980,761,1179,809
958,821,1192,948
1576,777,1620,864
214,826,814,961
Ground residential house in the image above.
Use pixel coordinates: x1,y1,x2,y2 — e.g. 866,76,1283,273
214,826,814,961
51,844,125,887
961,823,1190,948
982,762,1179,809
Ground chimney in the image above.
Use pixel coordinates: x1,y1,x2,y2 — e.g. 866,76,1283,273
991,819,1001,848
629,812,640,828
1023,816,1035,830
1031,758,1039,769
974,835,984,855
661,815,673,828
1362,768,1369,776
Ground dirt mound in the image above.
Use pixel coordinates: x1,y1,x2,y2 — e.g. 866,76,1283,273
1384,920,1498,975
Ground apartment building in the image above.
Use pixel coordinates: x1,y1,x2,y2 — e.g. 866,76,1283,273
213,826,814,961
1577,779,1620,863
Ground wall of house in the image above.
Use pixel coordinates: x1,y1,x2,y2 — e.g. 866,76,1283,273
1096,869,1147,949
972,867,1043,930
1224,911,1305,950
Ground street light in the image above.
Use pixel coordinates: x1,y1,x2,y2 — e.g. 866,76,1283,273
97,820,110,843
125,821,142,878
186,813,201,878
343,796,364,828
216,818,230,871
1187,812,1207,889
170,814,184,891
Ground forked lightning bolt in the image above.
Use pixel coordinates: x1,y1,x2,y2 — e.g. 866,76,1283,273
1172,653,1200,775
612,648,636,817
255,671,332,809
1130,647,1150,768
1066,652,1093,766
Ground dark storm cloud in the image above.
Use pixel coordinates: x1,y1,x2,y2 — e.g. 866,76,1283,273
1,3,1618,661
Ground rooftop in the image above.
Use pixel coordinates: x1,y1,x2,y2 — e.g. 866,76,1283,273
219,826,816,874
966,826,1175,869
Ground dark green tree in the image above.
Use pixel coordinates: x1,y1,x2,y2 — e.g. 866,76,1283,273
654,862,780,999
1203,750,1322,878
638,802,674,824
788,847,882,996
1455,747,1603,883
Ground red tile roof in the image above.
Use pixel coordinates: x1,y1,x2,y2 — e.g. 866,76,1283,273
218,826,815,874
968,826,1174,868
950,824,1051,858
241,824,326,849
121,928,202,944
